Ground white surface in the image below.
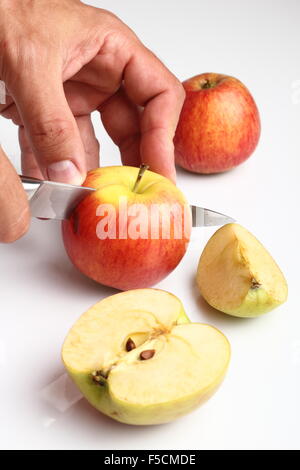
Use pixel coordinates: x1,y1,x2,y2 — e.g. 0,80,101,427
0,0,299,451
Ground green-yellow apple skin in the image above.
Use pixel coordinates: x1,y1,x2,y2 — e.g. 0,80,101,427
64,292,191,425
174,73,261,174
197,224,288,317
62,289,231,425
62,166,191,290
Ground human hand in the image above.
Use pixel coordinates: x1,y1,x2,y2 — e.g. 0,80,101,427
0,145,29,242
0,0,185,192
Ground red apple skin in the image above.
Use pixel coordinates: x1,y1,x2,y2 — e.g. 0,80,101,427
62,167,191,291
174,73,261,174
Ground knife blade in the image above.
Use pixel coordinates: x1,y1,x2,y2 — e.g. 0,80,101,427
20,175,235,227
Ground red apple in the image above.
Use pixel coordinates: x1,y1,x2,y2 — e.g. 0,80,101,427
174,73,261,173
62,166,191,291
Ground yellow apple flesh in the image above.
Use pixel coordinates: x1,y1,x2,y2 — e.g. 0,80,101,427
197,224,288,317
62,289,230,425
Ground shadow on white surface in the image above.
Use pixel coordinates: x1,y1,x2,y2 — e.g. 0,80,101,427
196,294,256,326
39,370,170,448
3,218,119,301
40,257,119,298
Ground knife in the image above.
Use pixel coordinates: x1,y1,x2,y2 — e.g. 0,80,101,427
20,175,235,227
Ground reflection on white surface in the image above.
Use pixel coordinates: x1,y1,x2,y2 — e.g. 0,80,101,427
41,373,82,413
291,80,300,105
43,417,57,429
0,340,7,367
291,340,300,366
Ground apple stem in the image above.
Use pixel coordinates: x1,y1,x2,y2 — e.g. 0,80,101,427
202,79,213,89
133,164,149,193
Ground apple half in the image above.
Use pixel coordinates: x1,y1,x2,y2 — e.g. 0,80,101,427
62,289,230,425
197,223,288,317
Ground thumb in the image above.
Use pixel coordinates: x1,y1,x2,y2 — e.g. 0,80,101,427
0,146,30,243
12,73,86,185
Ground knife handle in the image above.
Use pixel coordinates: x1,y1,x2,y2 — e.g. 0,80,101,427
19,175,42,201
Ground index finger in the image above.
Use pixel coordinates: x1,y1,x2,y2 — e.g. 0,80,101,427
123,46,185,182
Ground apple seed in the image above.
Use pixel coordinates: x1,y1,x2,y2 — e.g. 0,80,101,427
126,338,136,352
140,349,155,360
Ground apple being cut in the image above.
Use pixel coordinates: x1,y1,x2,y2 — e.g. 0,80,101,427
62,166,191,290
174,73,261,173
197,224,288,317
62,289,230,425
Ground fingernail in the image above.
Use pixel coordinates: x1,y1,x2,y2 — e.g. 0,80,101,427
47,160,83,185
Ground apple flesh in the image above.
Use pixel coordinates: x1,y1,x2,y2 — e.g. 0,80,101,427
197,224,288,317
62,289,231,425
174,73,261,173
62,166,191,290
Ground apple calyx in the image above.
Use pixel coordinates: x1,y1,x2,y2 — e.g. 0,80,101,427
92,366,114,386
92,370,107,386
251,279,261,289
132,164,150,193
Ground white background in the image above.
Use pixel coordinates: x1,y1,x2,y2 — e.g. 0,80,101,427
0,0,299,450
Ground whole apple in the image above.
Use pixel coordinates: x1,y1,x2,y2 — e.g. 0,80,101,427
174,73,261,173
62,166,191,290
